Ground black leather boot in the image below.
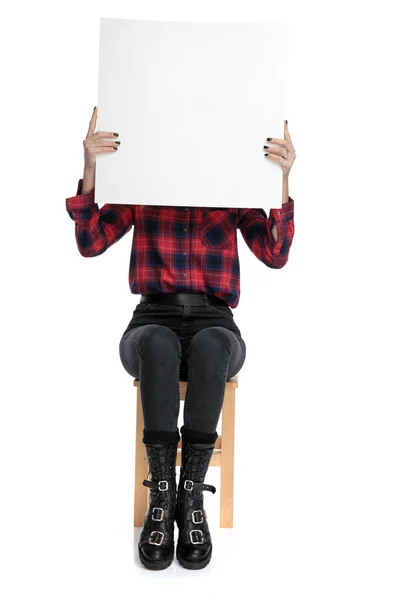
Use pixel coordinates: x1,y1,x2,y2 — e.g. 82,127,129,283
138,442,178,570
175,439,216,569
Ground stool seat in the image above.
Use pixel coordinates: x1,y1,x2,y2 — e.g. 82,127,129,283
133,375,238,528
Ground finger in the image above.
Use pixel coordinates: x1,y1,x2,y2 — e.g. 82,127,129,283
284,120,292,140
264,153,285,164
284,124,295,152
86,106,97,138
95,146,120,153
84,139,121,149
263,145,287,157
86,145,120,154
86,131,120,141
284,121,295,154
265,137,290,150
92,140,121,147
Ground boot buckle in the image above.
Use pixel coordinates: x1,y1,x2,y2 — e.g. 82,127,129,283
189,530,204,545
152,507,164,521
184,479,194,491
158,480,168,491
192,509,204,524
149,531,164,546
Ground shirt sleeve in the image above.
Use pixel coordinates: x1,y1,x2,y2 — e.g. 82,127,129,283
66,178,135,257
237,196,295,268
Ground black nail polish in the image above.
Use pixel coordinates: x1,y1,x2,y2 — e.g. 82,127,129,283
285,119,288,124
114,133,119,137
263,145,269,149
265,152,269,155
114,146,118,150
267,137,272,141
115,141,121,144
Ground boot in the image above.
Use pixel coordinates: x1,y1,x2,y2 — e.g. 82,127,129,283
138,441,178,570
175,439,216,569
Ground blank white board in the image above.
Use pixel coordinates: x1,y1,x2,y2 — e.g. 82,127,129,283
95,18,287,209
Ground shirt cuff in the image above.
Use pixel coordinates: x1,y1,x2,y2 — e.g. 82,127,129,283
270,196,294,222
66,178,95,211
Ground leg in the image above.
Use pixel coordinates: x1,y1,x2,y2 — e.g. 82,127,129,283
175,327,246,566
182,326,246,437
119,324,181,569
119,324,182,442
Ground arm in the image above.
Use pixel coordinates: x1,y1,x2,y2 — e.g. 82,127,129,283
66,178,134,257
237,195,295,269
271,174,290,242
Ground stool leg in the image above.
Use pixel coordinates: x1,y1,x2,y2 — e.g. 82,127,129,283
220,388,235,528
134,390,148,527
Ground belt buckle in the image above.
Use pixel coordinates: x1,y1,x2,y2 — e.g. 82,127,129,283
184,479,194,491
158,480,168,491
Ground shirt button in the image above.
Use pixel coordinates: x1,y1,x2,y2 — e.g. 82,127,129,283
183,251,187,255
68,201,72,207
183,273,187,277
276,211,280,215
183,228,188,232
185,207,189,211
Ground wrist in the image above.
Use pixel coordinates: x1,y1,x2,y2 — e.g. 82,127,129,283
282,173,289,204
82,165,96,196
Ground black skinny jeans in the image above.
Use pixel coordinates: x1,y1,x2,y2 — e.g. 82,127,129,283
119,295,246,443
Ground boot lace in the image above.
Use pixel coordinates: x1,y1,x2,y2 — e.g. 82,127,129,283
181,446,211,482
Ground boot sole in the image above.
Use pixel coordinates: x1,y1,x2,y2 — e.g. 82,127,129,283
138,546,174,570
176,545,212,570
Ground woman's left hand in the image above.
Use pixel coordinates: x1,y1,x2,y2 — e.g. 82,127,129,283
263,120,296,178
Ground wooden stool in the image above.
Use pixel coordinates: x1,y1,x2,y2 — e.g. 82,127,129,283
133,375,238,528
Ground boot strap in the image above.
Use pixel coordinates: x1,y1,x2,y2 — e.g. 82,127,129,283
182,479,216,494
184,508,207,523
142,479,173,491
144,506,172,521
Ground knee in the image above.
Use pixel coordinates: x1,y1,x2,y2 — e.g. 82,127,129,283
137,324,182,358
189,326,233,356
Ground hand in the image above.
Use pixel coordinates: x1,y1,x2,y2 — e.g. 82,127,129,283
263,120,296,178
83,107,121,170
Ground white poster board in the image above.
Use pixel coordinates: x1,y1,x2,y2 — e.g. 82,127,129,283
95,18,287,209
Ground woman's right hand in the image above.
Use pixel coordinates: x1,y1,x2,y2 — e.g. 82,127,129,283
83,107,120,170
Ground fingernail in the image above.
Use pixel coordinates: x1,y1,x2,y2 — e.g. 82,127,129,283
115,141,121,144
285,119,288,124
94,106,96,110
267,137,272,141
265,152,269,155
263,145,269,149
114,133,119,137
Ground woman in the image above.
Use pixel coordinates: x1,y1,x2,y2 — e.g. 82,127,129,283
66,107,296,571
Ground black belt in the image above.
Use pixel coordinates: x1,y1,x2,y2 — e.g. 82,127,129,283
140,292,228,307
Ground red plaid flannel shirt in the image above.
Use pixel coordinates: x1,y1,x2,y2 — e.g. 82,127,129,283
66,178,295,308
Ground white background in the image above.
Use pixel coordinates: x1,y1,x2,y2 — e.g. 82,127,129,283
96,18,286,208
1,1,399,598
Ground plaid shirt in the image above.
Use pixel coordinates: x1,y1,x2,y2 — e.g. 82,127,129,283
66,178,295,308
